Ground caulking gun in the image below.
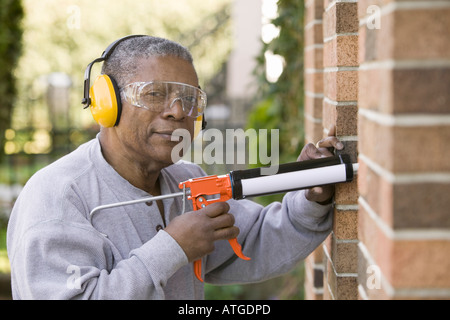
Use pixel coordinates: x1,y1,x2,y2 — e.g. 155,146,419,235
89,154,358,282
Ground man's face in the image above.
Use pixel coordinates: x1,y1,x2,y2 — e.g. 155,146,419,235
115,55,199,167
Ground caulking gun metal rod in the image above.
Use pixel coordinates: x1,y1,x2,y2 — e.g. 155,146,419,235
89,191,186,218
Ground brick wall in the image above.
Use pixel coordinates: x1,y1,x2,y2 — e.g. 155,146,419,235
303,0,450,300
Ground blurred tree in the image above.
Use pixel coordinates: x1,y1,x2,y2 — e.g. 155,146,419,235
247,0,304,205
250,0,304,160
11,0,232,133
0,0,24,161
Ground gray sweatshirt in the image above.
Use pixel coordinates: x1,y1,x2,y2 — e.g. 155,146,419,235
7,137,332,299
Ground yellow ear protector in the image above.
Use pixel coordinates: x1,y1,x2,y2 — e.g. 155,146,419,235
82,35,146,127
82,34,207,133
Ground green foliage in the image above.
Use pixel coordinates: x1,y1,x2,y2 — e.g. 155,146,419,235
0,227,9,274
205,283,244,300
204,262,305,300
248,0,304,165
0,0,24,161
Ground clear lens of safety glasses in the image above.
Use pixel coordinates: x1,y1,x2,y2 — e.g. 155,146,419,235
121,81,207,118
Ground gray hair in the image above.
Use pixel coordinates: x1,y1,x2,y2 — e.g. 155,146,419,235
101,36,194,88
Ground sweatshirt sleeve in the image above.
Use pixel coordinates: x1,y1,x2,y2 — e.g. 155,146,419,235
204,189,333,284
9,219,187,300
7,177,188,300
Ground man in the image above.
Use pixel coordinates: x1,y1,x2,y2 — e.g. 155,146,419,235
7,36,343,299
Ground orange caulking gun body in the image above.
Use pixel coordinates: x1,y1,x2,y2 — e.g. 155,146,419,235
179,175,251,282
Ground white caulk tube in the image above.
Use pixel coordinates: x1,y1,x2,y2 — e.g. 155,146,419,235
229,154,355,199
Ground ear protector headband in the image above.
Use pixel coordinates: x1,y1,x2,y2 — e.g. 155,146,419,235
82,35,146,127
82,35,207,133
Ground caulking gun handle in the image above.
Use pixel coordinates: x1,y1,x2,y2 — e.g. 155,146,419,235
228,238,251,261
190,195,250,282
192,241,250,282
193,260,203,282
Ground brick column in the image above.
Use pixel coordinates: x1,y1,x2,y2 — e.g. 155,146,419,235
357,0,450,299
304,0,325,300
321,0,359,300
304,0,359,300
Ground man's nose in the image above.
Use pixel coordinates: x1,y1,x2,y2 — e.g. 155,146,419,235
162,98,186,119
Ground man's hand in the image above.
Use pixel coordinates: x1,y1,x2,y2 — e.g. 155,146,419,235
165,202,239,262
298,125,344,204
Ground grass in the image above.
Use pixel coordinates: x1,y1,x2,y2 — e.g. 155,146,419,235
0,228,10,274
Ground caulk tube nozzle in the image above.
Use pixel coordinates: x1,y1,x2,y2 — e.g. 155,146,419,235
230,154,353,199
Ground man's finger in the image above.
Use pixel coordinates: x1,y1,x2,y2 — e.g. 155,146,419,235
214,226,240,241
316,136,344,150
211,213,235,230
303,143,323,160
202,201,230,218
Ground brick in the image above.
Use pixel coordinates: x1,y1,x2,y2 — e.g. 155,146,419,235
357,158,395,228
322,100,358,136
392,125,450,172
324,35,358,68
334,208,358,240
358,67,389,112
358,157,450,229
360,66,450,115
327,230,358,274
305,248,325,300
323,2,358,39
378,8,450,60
304,93,323,120
310,245,324,264
335,241,358,274
358,247,450,300
322,99,336,132
359,202,450,289
305,71,323,93
324,69,358,101
325,244,358,299
358,115,450,173
393,239,450,288
304,278,323,300
304,119,324,144
392,182,450,229
305,0,324,26
358,0,383,20
358,203,391,275
357,116,388,170
335,104,358,136
304,46,323,70
335,179,359,205
391,67,450,114
335,276,358,300
323,0,333,12
357,247,391,300
305,248,325,288
324,248,336,298
323,258,333,299
358,25,379,64
305,23,323,47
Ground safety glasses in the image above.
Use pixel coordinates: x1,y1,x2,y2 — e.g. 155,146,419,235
121,81,207,118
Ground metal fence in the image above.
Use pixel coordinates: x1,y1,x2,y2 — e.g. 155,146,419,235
0,128,98,222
